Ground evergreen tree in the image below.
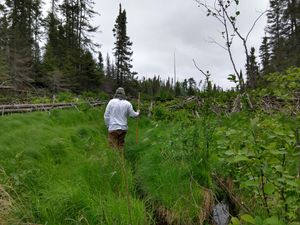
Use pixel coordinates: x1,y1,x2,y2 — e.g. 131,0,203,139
246,47,259,89
0,6,9,83
174,81,181,97
182,79,188,95
5,0,39,88
259,35,271,75
105,53,114,78
31,0,43,83
51,0,99,91
97,51,104,74
42,0,67,90
93,50,104,89
112,4,134,87
187,77,196,96
265,0,300,71
283,0,300,67
267,0,287,72
77,50,100,91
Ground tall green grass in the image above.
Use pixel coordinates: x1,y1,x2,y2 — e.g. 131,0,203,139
0,108,150,225
125,118,215,224
124,109,300,224
2,104,298,225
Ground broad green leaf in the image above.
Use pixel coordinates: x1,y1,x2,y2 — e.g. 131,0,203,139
286,180,299,187
264,216,284,225
255,216,264,225
241,214,255,224
268,149,285,156
273,129,285,136
230,217,240,225
231,155,250,163
241,179,258,188
224,150,235,156
264,183,275,195
272,165,284,173
228,74,237,83
250,117,259,128
226,129,237,136
262,143,277,150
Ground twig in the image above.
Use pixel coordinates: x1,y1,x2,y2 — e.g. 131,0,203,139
192,59,211,78
213,174,252,213
246,10,267,41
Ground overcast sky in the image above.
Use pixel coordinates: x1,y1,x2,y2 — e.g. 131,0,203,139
93,1,269,88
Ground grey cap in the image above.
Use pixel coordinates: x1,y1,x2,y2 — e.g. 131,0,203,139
114,87,126,100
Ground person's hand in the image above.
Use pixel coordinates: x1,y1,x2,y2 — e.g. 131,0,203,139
137,110,140,115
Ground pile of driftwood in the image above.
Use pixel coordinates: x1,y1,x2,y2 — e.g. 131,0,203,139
0,101,104,115
167,96,203,110
166,94,300,115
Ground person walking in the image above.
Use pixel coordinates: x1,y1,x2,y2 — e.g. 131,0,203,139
104,87,140,151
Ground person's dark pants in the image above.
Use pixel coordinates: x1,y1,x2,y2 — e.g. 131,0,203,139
108,130,127,151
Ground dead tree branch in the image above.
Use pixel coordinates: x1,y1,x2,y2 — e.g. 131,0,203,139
194,0,267,92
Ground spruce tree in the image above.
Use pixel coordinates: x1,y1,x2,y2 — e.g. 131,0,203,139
266,0,300,71
246,47,259,89
48,0,100,91
284,0,300,67
5,0,39,88
97,51,104,77
105,53,113,78
42,0,67,91
31,0,43,83
187,77,196,96
174,81,181,97
112,4,134,87
259,35,271,75
261,0,300,73
0,6,9,83
267,0,287,72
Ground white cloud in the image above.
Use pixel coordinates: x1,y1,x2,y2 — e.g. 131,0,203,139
93,0,269,88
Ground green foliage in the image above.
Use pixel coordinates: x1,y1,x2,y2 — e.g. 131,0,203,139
124,114,218,223
266,0,300,72
132,125,207,222
216,113,300,223
81,90,109,101
1,96,299,224
260,67,300,99
0,50,8,81
113,4,134,87
0,108,150,224
56,91,77,102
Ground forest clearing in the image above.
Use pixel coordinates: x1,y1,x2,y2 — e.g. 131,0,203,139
0,90,299,224
1,0,300,224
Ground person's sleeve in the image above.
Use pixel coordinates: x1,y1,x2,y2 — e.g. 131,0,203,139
104,102,111,127
128,103,139,118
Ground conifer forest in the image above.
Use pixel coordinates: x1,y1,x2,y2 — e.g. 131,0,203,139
0,0,299,225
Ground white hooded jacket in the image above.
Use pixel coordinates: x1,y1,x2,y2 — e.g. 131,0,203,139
104,98,139,131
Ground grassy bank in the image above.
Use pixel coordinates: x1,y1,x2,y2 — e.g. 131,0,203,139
125,106,300,224
0,104,299,225
0,108,150,225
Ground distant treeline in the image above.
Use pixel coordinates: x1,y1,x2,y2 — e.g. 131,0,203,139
0,0,299,98
248,0,300,88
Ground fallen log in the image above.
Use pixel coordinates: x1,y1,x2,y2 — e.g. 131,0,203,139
0,101,105,115
0,102,74,109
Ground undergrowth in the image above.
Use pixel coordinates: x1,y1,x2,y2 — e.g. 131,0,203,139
0,103,299,225
0,108,150,225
